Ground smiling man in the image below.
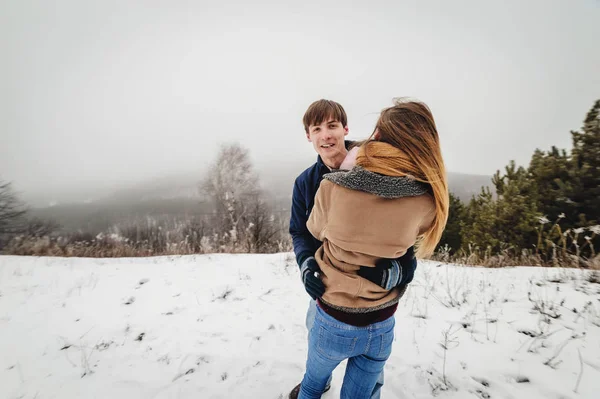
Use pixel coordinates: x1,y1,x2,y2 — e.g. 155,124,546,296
290,100,350,304
288,99,350,397
304,100,350,171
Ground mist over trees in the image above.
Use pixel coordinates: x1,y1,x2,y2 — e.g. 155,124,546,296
3,144,289,257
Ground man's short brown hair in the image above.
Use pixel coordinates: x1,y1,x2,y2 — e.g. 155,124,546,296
302,99,348,133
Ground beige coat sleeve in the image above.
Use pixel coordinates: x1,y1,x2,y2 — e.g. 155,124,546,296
307,180,333,241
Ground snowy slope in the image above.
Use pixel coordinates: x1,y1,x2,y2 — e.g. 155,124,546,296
0,254,599,399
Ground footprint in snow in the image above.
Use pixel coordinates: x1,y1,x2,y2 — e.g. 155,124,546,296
471,376,490,387
135,278,150,289
505,374,530,384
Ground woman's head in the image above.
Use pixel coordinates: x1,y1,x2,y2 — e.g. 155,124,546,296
357,98,449,258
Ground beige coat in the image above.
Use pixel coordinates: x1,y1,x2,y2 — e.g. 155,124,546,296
307,177,435,312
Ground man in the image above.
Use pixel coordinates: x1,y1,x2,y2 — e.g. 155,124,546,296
288,99,417,399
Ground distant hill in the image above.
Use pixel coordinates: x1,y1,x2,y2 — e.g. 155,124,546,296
446,172,493,202
30,166,491,233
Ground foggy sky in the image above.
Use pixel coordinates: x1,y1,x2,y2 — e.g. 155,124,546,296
1,0,599,203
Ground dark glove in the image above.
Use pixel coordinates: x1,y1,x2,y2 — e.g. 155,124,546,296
300,257,326,300
358,246,416,290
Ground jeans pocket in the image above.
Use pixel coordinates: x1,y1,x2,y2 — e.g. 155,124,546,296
377,329,395,359
317,326,358,361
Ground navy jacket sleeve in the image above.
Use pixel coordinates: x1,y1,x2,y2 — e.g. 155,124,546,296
399,254,418,286
289,178,319,267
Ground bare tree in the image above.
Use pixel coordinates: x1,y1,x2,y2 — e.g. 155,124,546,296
24,217,61,238
201,143,260,250
0,179,27,249
242,193,281,253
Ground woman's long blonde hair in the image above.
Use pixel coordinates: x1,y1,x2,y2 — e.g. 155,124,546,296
356,98,449,258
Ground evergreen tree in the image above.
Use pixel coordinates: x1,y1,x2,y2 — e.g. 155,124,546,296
461,186,499,253
491,161,540,251
438,192,464,254
448,99,600,263
461,162,540,254
528,146,573,225
570,100,600,226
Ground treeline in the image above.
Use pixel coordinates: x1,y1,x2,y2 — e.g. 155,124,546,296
436,99,600,268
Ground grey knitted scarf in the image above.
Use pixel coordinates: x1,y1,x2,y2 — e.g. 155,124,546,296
324,166,430,198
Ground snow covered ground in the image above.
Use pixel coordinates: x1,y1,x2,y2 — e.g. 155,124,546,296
1,254,599,399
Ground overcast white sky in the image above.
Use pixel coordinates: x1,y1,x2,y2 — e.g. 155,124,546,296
1,0,599,200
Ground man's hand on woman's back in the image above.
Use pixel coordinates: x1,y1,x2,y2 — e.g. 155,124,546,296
357,247,416,290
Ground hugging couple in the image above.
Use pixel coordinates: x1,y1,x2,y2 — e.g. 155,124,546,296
288,98,449,399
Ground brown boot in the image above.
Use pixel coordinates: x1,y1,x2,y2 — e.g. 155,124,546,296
288,382,331,398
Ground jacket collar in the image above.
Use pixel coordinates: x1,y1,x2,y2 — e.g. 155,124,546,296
323,166,430,199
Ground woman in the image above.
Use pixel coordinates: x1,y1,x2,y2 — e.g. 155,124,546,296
294,99,449,399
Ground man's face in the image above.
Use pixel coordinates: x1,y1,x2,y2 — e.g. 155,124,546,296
306,117,349,166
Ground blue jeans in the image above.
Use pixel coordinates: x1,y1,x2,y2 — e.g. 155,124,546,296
302,300,392,399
